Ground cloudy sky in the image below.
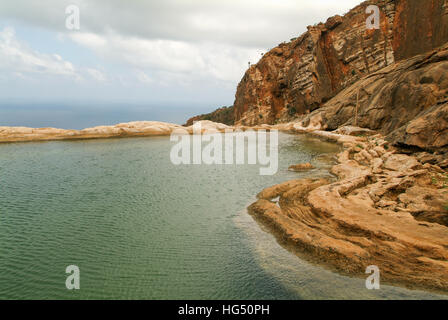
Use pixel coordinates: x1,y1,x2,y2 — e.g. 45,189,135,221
0,0,361,127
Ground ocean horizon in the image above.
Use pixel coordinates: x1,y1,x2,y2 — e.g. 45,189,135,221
0,102,216,130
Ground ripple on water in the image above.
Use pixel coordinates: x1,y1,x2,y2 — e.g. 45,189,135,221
0,135,445,299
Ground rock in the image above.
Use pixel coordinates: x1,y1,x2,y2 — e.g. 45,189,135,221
416,152,441,165
325,15,343,30
257,180,304,200
383,154,422,172
389,103,448,150
360,150,374,162
232,0,448,127
248,129,448,293
372,158,384,174
334,126,376,137
373,146,386,156
440,160,448,169
0,121,233,144
288,163,315,172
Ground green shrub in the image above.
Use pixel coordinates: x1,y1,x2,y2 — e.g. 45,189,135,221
287,105,297,116
431,177,439,185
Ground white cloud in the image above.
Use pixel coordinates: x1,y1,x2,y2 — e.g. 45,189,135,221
69,32,264,83
85,68,107,82
0,0,362,48
70,32,107,48
0,0,364,105
0,27,77,77
0,27,115,85
134,70,153,85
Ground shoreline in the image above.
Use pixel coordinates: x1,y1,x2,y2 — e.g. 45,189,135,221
0,120,297,144
248,127,448,294
2,120,447,294
0,121,185,144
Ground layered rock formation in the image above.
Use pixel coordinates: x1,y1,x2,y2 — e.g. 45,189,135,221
296,43,448,152
249,128,448,293
0,121,232,143
233,0,448,127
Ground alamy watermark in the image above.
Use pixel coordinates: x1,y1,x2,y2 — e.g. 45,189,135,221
366,5,380,30
66,265,80,290
170,122,278,176
65,5,80,30
365,265,380,290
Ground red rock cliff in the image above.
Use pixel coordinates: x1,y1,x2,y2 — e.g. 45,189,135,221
234,0,448,126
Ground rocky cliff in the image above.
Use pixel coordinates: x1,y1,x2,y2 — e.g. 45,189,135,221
233,0,448,128
295,42,448,153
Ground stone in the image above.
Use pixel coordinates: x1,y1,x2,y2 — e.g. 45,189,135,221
288,163,315,172
383,154,422,172
0,121,233,144
248,129,448,293
232,0,448,128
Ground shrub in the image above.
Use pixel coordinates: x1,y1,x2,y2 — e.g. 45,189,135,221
287,105,297,116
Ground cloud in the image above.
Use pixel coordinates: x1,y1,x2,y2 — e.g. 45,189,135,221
85,67,107,82
134,70,153,85
0,0,363,106
69,31,264,83
0,26,115,85
0,0,362,48
0,27,77,77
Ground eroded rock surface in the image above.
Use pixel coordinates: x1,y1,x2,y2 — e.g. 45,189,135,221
249,131,448,293
295,43,448,154
233,0,448,134
0,121,232,143
288,163,315,172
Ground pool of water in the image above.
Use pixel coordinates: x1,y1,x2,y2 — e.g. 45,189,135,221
0,133,445,299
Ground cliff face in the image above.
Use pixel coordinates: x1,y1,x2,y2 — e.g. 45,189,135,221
234,0,448,126
297,43,448,152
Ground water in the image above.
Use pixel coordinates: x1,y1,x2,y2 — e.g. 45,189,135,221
0,133,445,300
0,102,213,129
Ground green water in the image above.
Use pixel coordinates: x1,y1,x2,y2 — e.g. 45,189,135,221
0,133,445,300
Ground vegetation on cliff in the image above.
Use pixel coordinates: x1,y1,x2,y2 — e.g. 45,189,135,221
184,106,234,126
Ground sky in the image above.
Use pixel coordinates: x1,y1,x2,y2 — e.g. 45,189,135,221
0,0,361,127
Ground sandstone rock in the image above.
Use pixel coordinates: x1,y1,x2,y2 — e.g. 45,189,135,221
334,126,376,137
0,121,234,144
288,163,315,172
372,158,384,174
233,0,448,128
389,102,448,150
383,154,422,172
248,130,448,293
